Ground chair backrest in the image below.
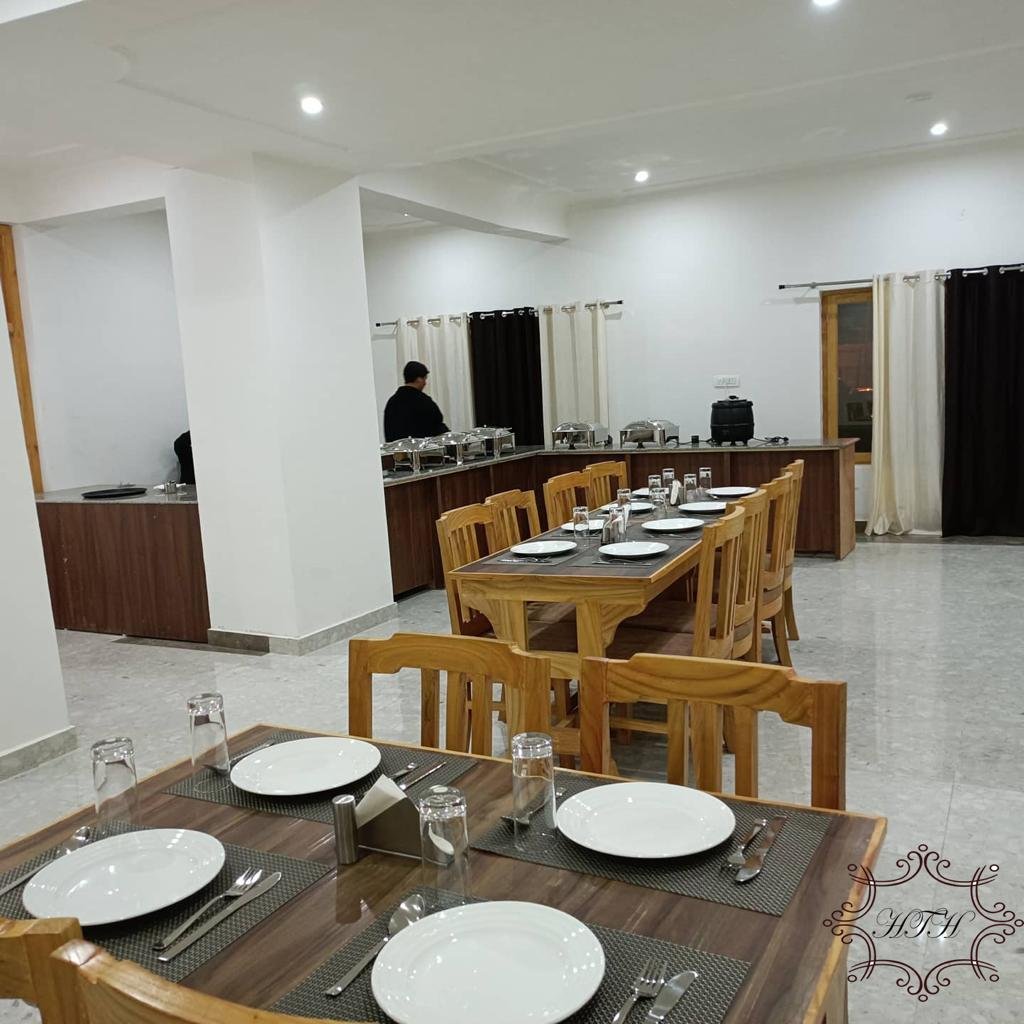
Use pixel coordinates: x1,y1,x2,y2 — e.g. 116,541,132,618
761,473,793,592
436,504,494,633
584,460,628,508
542,470,591,529
579,654,847,809
782,459,804,566
691,507,745,658
0,917,82,1023
49,939,357,1024
349,632,552,756
727,489,769,638
484,489,541,549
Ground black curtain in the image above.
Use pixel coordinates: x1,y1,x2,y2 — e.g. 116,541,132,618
942,266,1024,536
468,308,544,445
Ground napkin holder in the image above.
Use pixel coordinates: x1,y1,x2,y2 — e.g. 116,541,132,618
356,795,422,860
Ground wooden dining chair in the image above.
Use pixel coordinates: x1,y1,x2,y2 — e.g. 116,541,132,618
578,653,847,809
584,460,628,508
782,458,805,642
0,916,82,1023
49,939,367,1024
436,503,495,638
760,473,794,666
542,469,591,529
484,488,542,549
349,632,574,759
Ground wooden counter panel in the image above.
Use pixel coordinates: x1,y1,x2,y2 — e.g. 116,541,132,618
383,477,438,595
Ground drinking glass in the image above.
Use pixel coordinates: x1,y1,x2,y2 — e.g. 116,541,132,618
188,692,229,774
699,467,713,498
512,732,556,849
683,473,699,503
419,786,470,900
650,486,669,519
647,474,662,494
602,505,627,544
92,737,139,825
572,505,592,548
661,468,676,490
616,487,632,507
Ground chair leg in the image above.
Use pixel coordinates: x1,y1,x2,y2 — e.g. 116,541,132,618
496,682,507,723
770,613,793,667
784,586,800,640
552,679,570,722
445,672,469,751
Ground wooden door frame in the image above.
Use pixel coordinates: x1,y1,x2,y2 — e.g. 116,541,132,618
0,223,43,491
819,286,873,466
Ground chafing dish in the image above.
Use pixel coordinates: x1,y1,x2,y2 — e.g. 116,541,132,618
435,431,488,465
551,421,610,449
380,437,446,473
464,425,516,457
618,418,680,448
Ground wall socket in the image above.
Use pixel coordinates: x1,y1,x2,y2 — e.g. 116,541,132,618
713,374,740,388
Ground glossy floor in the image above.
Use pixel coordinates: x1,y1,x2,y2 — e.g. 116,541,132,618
2,541,1022,1023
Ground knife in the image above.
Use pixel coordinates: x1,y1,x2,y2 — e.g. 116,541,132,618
0,863,54,899
734,814,788,883
397,762,445,791
156,871,281,961
643,970,699,1022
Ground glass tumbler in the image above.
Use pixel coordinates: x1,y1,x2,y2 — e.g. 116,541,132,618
419,786,470,900
512,732,556,850
647,474,662,494
661,468,676,490
572,505,592,548
699,467,713,498
650,486,669,519
683,473,699,503
92,737,139,825
616,487,632,507
188,692,230,774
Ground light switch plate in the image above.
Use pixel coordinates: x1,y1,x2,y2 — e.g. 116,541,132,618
713,374,740,388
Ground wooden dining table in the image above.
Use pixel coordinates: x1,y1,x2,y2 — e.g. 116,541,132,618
0,724,884,1024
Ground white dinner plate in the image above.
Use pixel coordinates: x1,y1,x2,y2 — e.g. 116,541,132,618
708,486,756,498
230,736,381,796
678,500,727,514
372,901,605,1024
597,541,669,559
600,501,654,514
509,539,577,557
560,520,603,533
22,829,225,927
557,782,735,858
641,518,704,533
631,487,651,497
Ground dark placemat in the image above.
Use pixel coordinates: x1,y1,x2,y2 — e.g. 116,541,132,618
275,889,750,1024
164,730,477,823
0,820,330,983
470,772,833,917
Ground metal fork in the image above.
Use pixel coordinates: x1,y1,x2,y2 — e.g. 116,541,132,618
153,867,264,950
721,818,769,871
611,956,667,1024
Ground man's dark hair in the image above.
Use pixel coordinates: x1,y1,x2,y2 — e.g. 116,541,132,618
403,360,429,383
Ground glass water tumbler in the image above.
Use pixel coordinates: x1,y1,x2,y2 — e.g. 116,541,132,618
572,506,592,548
661,468,676,489
512,732,556,850
647,474,662,493
650,487,669,519
683,473,699,503
188,692,230,774
419,786,470,900
699,466,713,497
616,487,632,507
91,737,139,825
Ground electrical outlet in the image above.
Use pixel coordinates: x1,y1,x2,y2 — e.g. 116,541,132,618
713,374,740,388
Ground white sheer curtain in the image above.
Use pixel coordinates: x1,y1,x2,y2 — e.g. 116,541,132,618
539,301,611,436
866,271,945,535
395,314,474,432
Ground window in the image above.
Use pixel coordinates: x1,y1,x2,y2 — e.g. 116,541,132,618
820,287,873,462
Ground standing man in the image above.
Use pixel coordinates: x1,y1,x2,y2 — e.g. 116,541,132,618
383,361,450,440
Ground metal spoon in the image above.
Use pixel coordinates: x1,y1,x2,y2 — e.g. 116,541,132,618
324,894,426,996
388,762,417,782
0,825,95,898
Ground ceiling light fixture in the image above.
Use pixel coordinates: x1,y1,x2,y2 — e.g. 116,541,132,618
930,121,949,137
812,0,841,7
634,169,650,183
300,95,324,115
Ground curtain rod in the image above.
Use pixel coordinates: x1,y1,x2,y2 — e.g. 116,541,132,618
777,278,872,290
539,298,624,313
373,314,466,329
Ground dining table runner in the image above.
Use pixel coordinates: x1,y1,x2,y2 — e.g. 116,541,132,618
274,889,751,1024
470,772,834,917
0,820,329,983
164,730,477,824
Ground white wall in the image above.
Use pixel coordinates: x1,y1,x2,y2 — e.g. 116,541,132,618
364,139,1024,514
17,208,187,490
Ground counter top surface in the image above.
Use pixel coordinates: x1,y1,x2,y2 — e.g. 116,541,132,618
36,484,198,505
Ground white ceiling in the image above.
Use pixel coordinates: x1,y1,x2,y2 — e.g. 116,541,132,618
1,0,1023,198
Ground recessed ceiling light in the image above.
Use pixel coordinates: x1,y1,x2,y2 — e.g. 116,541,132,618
930,121,949,137
403,213,410,217
300,95,324,115
813,0,840,7
634,169,650,183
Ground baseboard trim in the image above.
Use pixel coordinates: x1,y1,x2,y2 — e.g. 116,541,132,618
0,725,78,782
208,602,399,656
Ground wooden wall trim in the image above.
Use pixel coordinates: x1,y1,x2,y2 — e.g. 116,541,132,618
0,224,43,492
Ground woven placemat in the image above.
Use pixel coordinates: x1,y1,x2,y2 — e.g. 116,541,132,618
470,772,833,917
274,889,750,1024
0,820,329,983
164,731,477,823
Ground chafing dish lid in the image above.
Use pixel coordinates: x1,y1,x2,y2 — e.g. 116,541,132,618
435,431,471,445
553,421,596,433
380,437,445,454
466,425,513,439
